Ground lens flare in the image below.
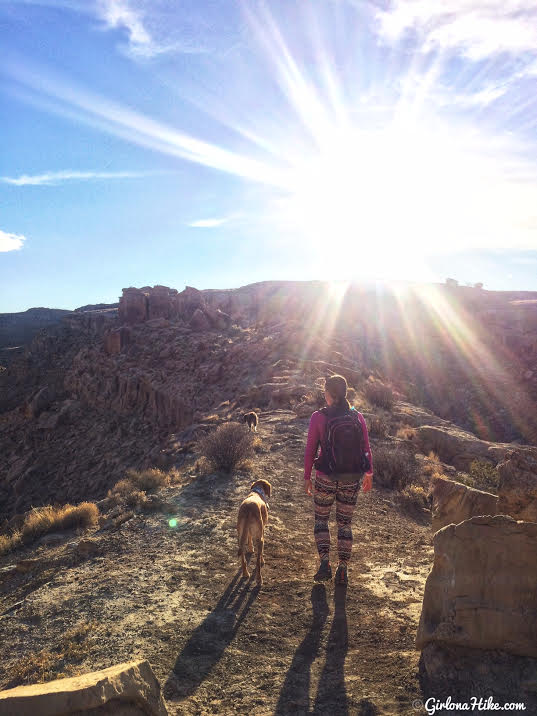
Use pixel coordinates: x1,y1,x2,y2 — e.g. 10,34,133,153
168,518,177,528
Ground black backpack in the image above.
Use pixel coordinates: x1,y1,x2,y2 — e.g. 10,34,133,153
314,407,371,478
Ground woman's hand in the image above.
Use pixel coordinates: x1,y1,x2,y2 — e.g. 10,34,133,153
304,479,313,496
362,473,373,493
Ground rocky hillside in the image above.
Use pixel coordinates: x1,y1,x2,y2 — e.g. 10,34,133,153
1,280,537,522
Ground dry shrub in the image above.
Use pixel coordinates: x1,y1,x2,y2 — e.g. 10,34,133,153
373,445,419,490
0,533,13,556
198,421,254,473
396,425,416,441
124,490,147,509
20,502,99,544
422,451,441,476
365,381,395,410
125,468,170,492
369,415,389,438
468,459,499,493
401,483,429,509
108,467,171,507
109,478,136,498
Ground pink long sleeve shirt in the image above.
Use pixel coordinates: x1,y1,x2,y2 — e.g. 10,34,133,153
304,409,373,481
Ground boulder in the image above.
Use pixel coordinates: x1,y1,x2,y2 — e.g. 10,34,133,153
0,660,168,715
416,515,537,658
39,533,65,547
76,538,99,558
189,308,211,331
497,451,537,522
429,476,498,533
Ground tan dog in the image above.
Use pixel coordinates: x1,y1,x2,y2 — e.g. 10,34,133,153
237,479,272,585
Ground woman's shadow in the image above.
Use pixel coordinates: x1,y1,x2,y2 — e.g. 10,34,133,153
276,584,377,716
163,569,259,702
312,584,349,715
274,583,330,715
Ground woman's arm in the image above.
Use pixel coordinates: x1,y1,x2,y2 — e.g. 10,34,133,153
358,412,373,475
304,411,322,481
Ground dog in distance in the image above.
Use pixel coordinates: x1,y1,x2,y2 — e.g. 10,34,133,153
243,411,258,432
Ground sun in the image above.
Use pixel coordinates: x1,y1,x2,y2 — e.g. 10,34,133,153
272,120,504,282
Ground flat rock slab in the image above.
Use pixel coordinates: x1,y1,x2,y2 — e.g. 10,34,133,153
429,476,498,533
0,660,168,716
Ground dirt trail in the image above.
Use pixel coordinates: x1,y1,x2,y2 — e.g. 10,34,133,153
0,409,433,715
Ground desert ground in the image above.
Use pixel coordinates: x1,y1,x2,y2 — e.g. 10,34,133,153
0,408,433,715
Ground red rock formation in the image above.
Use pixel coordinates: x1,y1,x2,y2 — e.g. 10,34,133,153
118,287,148,324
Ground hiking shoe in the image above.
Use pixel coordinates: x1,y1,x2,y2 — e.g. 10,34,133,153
335,564,348,586
313,559,332,582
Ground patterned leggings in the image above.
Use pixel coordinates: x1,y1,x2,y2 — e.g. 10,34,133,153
313,473,362,565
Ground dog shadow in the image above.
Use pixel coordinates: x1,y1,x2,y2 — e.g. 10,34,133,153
163,568,259,702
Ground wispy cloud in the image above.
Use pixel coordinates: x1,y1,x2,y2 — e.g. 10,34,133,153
96,0,154,57
1,169,148,186
0,229,26,252
5,62,288,188
376,1,537,63
187,217,230,228
94,0,226,58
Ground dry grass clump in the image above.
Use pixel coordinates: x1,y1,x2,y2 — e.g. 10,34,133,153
422,451,441,476
8,621,97,687
0,503,100,554
373,445,419,491
364,381,395,410
20,503,99,543
198,421,255,473
0,533,15,556
368,415,389,438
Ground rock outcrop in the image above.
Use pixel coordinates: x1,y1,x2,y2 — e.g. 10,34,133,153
497,451,537,522
117,286,231,332
429,476,498,532
0,660,168,715
415,424,537,471
416,515,537,657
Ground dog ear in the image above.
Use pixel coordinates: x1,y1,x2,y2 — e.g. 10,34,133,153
261,480,271,498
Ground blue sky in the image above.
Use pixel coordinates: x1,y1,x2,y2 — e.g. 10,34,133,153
2,0,537,312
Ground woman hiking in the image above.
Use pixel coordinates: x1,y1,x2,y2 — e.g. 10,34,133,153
304,375,373,586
